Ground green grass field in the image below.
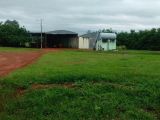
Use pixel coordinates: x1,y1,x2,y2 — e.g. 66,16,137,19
0,48,160,120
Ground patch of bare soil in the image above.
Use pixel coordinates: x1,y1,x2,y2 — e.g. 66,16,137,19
31,83,75,89
0,52,43,77
16,87,27,96
15,83,76,97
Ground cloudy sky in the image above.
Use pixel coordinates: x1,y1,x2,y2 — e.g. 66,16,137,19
0,0,160,34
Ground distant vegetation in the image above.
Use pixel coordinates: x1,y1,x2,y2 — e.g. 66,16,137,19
117,29,160,51
0,20,30,47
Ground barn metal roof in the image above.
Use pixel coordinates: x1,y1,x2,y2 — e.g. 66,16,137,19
46,30,77,35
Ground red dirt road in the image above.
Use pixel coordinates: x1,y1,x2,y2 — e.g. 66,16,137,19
0,51,43,77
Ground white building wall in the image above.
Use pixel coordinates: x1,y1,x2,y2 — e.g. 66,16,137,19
109,40,116,50
79,37,89,49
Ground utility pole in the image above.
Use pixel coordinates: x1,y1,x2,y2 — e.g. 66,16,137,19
40,19,43,49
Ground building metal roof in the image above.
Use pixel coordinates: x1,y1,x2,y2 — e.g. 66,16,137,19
100,33,117,39
46,30,78,35
80,32,99,39
80,32,116,40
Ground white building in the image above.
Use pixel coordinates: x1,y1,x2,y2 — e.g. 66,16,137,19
79,32,97,49
79,32,117,51
96,33,117,51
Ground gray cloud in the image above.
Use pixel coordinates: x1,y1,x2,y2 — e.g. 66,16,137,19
0,0,160,34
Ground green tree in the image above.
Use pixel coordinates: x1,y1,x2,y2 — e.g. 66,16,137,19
0,20,30,47
117,28,160,51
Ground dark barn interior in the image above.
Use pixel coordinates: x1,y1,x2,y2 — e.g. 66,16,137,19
45,34,78,48
30,30,78,48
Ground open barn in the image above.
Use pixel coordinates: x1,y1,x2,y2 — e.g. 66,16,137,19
45,30,78,48
30,30,78,48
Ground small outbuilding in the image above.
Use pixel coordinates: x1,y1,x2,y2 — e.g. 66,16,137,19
96,33,117,51
79,32,117,51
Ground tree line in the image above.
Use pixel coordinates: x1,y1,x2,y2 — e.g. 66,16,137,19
117,29,160,51
0,20,30,47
